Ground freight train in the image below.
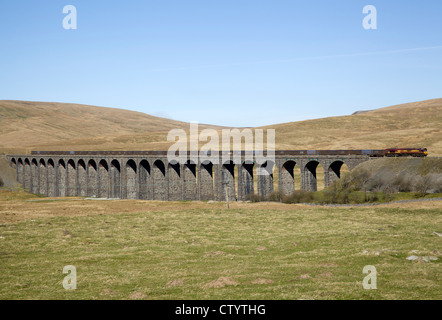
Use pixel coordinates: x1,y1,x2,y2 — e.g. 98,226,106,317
275,148,428,157
274,148,428,157
30,148,428,157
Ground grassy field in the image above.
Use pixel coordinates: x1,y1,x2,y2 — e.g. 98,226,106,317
0,189,441,300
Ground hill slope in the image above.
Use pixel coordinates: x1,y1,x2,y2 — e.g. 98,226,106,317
1,98,441,156
263,98,442,156
0,101,222,154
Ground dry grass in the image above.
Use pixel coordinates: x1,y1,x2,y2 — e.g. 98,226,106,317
262,98,442,156
1,98,441,156
0,100,224,154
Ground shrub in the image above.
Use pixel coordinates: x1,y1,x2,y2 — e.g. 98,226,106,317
366,175,384,192
282,190,315,204
0,177,3,187
393,174,414,192
264,191,281,202
414,174,442,195
348,168,371,190
246,193,261,202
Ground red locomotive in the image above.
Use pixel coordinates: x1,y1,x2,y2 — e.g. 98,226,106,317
384,148,428,157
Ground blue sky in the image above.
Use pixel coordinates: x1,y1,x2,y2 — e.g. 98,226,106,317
1,0,441,127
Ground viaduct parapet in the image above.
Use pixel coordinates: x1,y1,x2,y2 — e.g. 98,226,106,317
5,151,370,201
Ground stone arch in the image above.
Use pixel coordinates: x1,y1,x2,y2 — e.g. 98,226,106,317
327,160,350,187
87,160,98,197
77,160,87,197
17,158,24,187
24,159,31,191
280,160,295,195
98,160,109,198
110,160,121,199
39,159,47,196
10,158,17,186
67,159,77,196
139,160,151,200
222,161,236,201
47,159,56,197
58,159,66,197
257,161,274,199
280,160,299,196
168,161,181,201
304,160,325,192
183,160,197,200
239,161,254,200
273,163,279,196
31,159,39,194
199,161,214,201
153,160,167,200
126,159,137,199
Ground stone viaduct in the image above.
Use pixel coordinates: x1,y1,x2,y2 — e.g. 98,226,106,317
5,151,370,201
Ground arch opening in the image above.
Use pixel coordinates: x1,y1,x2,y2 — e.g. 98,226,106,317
47,159,56,197
98,160,109,198
280,160,296,196
139,160,151,200
23,159,31,191
87,160,98,197
240,162,254,200
77,160,87,197
67,159,77,197
183,161,197,200
153,160,167,200
31,159,39,194
17,158,24,187
126,160,137,199
304,161,325,192
327,161,350,187
222,161,236,201
200,161,214,201
168,162,181,201
39,159,47,196
58,159,66,197
257,161,274,199
110,160,121,199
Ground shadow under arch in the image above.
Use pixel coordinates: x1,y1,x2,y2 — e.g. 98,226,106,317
139,160,151,200
126,159,137,199
222,160,237,201
153,159,167,200
200,160,214,201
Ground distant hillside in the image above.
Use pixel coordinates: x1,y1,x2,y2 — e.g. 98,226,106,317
0,101,223,154
1,98,441,156
262,98,442,156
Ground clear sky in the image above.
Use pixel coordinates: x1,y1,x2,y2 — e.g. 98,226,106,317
1,0,441,127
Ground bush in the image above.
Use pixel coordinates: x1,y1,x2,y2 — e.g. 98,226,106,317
282,190,315,204
393,174,414,192
246,193,261,202
264,191,281,202
245,191,282,203
319,184,349,204
413,174,442,195
426,173,442,193
0,177,3,187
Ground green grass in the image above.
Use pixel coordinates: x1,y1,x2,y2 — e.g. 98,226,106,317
0,187,41,201
280,189,442,205
0,205,440,300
